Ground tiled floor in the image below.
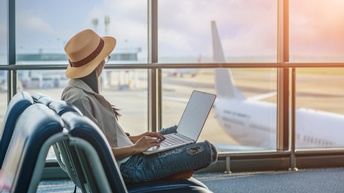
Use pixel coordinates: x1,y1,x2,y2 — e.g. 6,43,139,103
37,167,344,193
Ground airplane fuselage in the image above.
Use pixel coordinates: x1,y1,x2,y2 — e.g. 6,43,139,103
214,98,344,149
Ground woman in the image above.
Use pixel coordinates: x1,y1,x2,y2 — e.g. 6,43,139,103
61,29,217,184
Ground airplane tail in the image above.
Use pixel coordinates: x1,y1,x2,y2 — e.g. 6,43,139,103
211,21,245,99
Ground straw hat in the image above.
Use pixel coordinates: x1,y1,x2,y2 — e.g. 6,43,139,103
64,29,116,78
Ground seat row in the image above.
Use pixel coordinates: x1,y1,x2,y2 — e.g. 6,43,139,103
0,91,212,193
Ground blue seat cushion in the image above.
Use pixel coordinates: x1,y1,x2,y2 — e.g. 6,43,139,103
2,104,63,192
48,100,82,116
127,178,211,193
0,91,33,168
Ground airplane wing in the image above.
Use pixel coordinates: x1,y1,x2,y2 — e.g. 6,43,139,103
163,96,189,103
164,91,277,104
247,91,276,101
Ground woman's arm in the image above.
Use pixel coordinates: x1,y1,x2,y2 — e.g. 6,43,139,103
112,136,161,160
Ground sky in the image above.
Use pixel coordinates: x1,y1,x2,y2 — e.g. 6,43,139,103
1,0,344,62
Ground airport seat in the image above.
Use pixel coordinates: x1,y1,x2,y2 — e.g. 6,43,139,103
0,104,66,193
31,94,85,189
51,131,87,192
32,92,82,116
0,91,33,168
47,99,86,190
48,99,83,116
61,111,212,193
31,92,54,106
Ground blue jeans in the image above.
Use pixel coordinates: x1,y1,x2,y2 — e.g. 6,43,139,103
120,125,218,184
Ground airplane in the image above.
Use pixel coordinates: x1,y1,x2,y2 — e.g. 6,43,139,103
211,20,344,149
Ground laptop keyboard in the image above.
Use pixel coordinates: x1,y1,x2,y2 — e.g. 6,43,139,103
160,134,189,147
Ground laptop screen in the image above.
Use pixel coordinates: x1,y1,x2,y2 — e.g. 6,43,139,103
176,90,216,141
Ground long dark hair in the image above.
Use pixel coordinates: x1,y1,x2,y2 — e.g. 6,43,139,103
80,70,121,119
81,70,99,93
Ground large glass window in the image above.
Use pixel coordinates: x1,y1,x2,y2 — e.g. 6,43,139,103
0,71,8,127
290,0,344,149
158,0,277,63
0,0,8,126
296,68,344,149
102,69,148,134
290,0,344,62
159,0,278,151
3,0,344,180
0,0,7,125
16,0,147,64
162,68,277,151
20,70,66,99
15,0,148,161
0,0,7,65
3,0,344,170
19,68,148,159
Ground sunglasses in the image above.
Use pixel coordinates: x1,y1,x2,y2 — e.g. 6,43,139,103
105,55,111,63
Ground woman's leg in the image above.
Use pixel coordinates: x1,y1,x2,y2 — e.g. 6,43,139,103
120,140,218,184
158,125,177,135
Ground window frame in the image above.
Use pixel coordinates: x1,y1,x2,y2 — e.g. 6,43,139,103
3,0,344,176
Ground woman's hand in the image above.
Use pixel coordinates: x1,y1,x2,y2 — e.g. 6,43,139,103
134,136,161,153
112,135,163,159
129,132,165,143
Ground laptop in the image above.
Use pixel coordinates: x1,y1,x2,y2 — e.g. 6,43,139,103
143,90,216,155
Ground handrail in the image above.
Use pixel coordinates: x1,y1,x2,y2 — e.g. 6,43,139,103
1,62,344,70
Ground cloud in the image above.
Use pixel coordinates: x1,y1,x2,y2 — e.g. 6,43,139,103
86,0,147,47
157,0,277,57
15,10,63,52
18,13,54,34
